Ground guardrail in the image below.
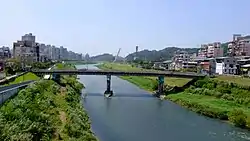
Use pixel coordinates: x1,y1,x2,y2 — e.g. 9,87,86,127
0,80,35,105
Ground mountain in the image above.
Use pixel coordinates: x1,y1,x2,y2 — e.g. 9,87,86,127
90,53,124,62
125,47,199,62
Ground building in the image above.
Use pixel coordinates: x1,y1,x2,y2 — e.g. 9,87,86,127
194,58,216,75
171,50,190,70
39,43,47,62
228,34,250,56
215,57,239,75
59,46,68,60
0,46,11,59
198,44,208,58
13,34,39,65
198,42,223,58
22,33,35,42
55,47,60,60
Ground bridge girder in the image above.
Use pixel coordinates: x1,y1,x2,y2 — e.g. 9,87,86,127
32,69,205,79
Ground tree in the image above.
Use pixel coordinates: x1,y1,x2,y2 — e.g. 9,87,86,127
4,59,22,75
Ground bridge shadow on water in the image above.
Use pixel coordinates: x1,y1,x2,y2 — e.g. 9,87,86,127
82,92,156,99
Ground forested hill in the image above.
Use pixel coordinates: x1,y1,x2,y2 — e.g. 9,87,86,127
90,53,124,62
125,47,199,61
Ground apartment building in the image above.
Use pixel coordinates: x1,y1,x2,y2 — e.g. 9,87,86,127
59,46,68,60
13,33,39,65
39,43,47,62
171,50,190,70
228,34,250,56
13,33,83,63
198,42,223,58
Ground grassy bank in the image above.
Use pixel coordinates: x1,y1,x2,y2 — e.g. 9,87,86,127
1,72,40,86
0,64,97,140
166,78,250,129
9,72,39,84
98,63,250,129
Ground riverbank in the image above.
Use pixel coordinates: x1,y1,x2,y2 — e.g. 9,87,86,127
97,63,250,129
0,63,97,140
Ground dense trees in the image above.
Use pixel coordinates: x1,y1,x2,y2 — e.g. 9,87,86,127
4,59,22,75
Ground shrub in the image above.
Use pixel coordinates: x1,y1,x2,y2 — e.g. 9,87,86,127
194,78,209,88
204,82,216,89
221,94,234,101
228,109,247,128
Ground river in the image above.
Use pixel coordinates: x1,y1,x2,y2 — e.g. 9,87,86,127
77,64,250,141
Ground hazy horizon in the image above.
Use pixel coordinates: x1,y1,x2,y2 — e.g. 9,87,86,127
1,0,250,57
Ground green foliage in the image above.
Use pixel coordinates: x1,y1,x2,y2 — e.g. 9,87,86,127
173,77,250,129
4,59,22,75
190,78,250,105
126,47,198,62
228,109,247,128
0,64,97,140
0,80,58,140
31,62,54,69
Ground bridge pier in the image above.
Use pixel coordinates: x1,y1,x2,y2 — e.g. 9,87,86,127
104,74,113,97
157,75,164,97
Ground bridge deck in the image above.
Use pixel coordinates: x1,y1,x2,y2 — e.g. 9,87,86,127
32,69,206,78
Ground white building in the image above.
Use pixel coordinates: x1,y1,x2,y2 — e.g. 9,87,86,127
215,57,238,75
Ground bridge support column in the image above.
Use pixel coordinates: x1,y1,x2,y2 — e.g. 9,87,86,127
104,74,113,97
157,75,164,96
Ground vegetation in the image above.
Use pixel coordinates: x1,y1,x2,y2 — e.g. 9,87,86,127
31,61,55,69
4,59,22,75
125,47,198,62
4,59,54,76
214,75,250,86
8,72,40,84
0,64,97,140
166,77,250,129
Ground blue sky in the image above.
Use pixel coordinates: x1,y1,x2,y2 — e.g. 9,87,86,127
0,0,250,57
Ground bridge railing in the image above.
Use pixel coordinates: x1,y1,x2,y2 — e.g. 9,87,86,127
0,80,35,105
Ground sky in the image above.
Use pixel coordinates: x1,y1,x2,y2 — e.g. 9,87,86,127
0,0,250,57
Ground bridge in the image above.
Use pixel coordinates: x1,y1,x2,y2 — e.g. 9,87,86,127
32,69,206,97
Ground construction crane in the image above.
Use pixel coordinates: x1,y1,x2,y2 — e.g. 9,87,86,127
113,48,121,63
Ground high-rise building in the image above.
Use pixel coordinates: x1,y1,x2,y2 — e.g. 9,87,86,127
13,33,39,65
59,46,68,60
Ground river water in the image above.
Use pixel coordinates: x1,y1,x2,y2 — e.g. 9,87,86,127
77,64,250,141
